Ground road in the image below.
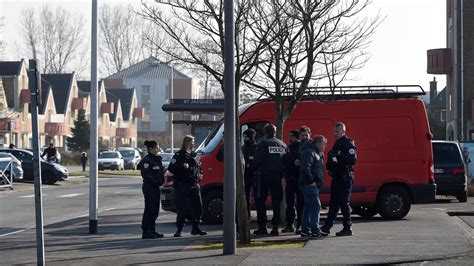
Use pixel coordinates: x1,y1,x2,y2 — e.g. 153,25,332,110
0,176,145,236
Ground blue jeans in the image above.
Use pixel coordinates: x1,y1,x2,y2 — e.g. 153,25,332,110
300,185,321,234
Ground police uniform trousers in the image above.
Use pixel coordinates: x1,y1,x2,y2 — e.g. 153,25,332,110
285,177,303,228
325,176,353,228
244,173,255,217
141,182,161,232
175,184,203,230
256,172,283,228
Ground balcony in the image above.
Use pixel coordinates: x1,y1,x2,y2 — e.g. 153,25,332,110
45,122,68,136
20,89,30,104
133,107,144,118
98,126,106,136
116,128,133,138
71,97,87,110
0,118,20,133
101,102,114,114
427,48,451,74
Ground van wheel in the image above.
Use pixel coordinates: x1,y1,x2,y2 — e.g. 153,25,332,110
42,171,57,185
202,189,224,224
352,206,378,219
457,191,468,203
376,186,411,220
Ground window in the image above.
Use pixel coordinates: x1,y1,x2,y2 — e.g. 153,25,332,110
142,121,150,131
141,95,151,114
142,85,151,94
441,110,447,122
240,121,270,146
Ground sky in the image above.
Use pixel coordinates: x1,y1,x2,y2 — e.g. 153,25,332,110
0,0,447,96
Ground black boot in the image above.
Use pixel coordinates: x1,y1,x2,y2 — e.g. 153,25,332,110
281,225,295,233
174,228,183,237
142,231,158,239
153,232,164,238
253,227,268,235
336,226,352,237
270,226,279,236
191,227,207,236
320,225,331,235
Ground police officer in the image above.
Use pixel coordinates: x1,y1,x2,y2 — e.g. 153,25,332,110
282,130,303,233
138,140,165,239
167,135,207,237
321,122,357,236
41,143,58,162
253,123,288,236
241,129,258,218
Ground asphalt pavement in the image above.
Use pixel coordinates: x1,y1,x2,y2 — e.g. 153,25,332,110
1,177,473,265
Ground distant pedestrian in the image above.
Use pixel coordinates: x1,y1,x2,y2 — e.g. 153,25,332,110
322,122,357,237
138,140,165,239
80,152,88,172
168,135,207,237
299,135,327,237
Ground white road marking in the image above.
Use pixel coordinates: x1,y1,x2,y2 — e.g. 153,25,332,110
19,194,47,198
0,229,26,237
58,193,85,198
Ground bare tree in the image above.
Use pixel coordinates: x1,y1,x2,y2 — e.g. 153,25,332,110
99,4,149,76
244,0,382,138
19,6,85,74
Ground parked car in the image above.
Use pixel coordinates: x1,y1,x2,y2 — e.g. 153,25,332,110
98,151,124,171
0,152,24,181
159,153,174,171
432,141,468,202
165,148,180,153
161,89,436,223
1,149,68,184
118,148,142,170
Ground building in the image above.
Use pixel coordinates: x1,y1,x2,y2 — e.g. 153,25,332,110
105,56,196,149
427,77,447,122
428,0,474,140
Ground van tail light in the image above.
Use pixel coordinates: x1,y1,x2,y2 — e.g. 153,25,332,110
428,159,435,184
163,171,174,187
452,167,465,176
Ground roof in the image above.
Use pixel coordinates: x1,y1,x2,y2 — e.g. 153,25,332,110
0,60,23,76
40,79,53,115
106,88,135,121
428,87,446,108
77,80,103,96
41,73,75,114
107,56,191,80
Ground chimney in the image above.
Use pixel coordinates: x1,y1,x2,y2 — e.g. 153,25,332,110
430,77,437,103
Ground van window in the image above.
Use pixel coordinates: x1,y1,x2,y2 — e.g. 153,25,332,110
196,123,224,154
433,143,463,164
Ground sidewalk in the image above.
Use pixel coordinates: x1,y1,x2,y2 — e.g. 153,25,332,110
1,201,473,265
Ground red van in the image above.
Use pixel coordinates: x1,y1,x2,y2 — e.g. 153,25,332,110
161,88,436,223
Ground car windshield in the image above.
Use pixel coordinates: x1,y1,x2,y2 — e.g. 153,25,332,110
119,150,135,157
159,153,174,161
100,152,119,159
433,143,463,165
196,122,223,154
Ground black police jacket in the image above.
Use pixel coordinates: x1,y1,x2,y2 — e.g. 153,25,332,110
138,153,165,187
326,135,357,177
241,141,258,178
299,140,324,187
254,135,288,175
167,149,202,188
42,147,57,159
286,141,301,181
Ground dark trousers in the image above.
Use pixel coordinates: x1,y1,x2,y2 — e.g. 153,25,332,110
256,173,283,228
175,184,203,230
81,162,86,172
141,183,160,233
325,177,353,228
285,179,303,228
244,174,255,217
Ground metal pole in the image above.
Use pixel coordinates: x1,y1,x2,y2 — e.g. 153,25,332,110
460,0,464,140
29,59,45,266
223,0,236,255
89,0,99,234
171,66,174,152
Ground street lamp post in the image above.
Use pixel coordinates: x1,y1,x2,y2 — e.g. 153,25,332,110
170,65,174,152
